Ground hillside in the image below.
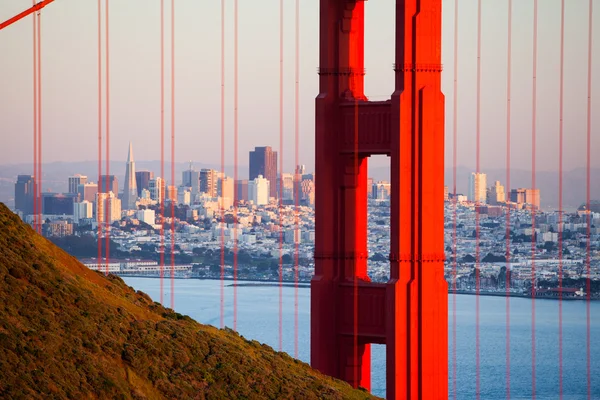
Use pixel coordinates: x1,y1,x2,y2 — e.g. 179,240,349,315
0,203,378,400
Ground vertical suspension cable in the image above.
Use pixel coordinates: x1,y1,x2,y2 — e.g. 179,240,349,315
451,0,458,396
531,1,538,397
104,0,110,275
475,0,482,397
585,1,593,398
505,0,512,398
37,8,42,235
233,0,239,331
97,0,103,269
278,0,284,353
293,0,300,360
170,0,176,310
160,0,165,305
32,1,38,233
219,0,226,330
557,0,565,397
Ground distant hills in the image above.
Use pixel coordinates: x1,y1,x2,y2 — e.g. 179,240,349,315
0,161,597,210
0,203,377,399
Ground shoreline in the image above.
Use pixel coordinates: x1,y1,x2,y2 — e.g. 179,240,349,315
119,275,598,301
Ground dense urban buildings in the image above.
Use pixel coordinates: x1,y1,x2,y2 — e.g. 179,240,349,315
11,147,598,299
249,146,277,198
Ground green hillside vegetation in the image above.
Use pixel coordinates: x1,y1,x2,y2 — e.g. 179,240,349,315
0,203,378,399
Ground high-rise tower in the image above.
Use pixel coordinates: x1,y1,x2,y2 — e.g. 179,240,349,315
312,1,447,398
249,146,277,198
122,142,138,210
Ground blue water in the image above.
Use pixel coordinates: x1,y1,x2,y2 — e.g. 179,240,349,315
122,278,600,399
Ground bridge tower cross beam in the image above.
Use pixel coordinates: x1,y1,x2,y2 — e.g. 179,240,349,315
311,0,448,398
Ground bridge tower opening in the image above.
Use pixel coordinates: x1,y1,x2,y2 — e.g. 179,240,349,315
311,0,448,398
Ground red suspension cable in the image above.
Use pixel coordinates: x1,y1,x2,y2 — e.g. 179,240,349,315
0,0,55,31
531,1,538,397
170,0,175,310
104,0,110,276
32,2,38,233
97,0,103,269
451,0,459,397
37,9,42,234
505,0,512,398
160,0,165,304
233,0,239,331
219,0,226,330
557,0,565,397
475,0,482,396
293,0,300,360
585,1,593,398
278,0,284,352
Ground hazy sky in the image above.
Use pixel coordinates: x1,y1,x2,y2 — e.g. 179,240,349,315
0,0,598,175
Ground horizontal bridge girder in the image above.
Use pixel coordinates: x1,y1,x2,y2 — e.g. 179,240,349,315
339,100,392,155
337,282,387,343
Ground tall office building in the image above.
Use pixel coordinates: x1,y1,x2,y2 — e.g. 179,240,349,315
510,188,526,204
122,142,138,210
525,189,540,210
98,175,118,195
488,181,505,205
68,174,87,194
373,181,392,200
182,162,200,195
200,169,218,197
135,170,153,197
95,191,121,224
219,176,235,201
77,183,98,203
41,193,77,215
248,175,270,205
149,177,165,203
249,146,277,198
468,172,487,204
14,175,35,215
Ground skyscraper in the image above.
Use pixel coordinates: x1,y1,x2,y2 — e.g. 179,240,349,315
95,191,121,224
249,146,277,198
15,175,35,215
77,183,98,203
68,175,87,194
149,177,165,203
199,169,218,197
182,162,200,195
135,170,153,197
122,142,138,210
98,175,118,195
488,181,505,205
468,172,487,204
525,189,540,210
510,188,526,204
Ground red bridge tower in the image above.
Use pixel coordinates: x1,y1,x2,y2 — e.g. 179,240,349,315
311,0,447,398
